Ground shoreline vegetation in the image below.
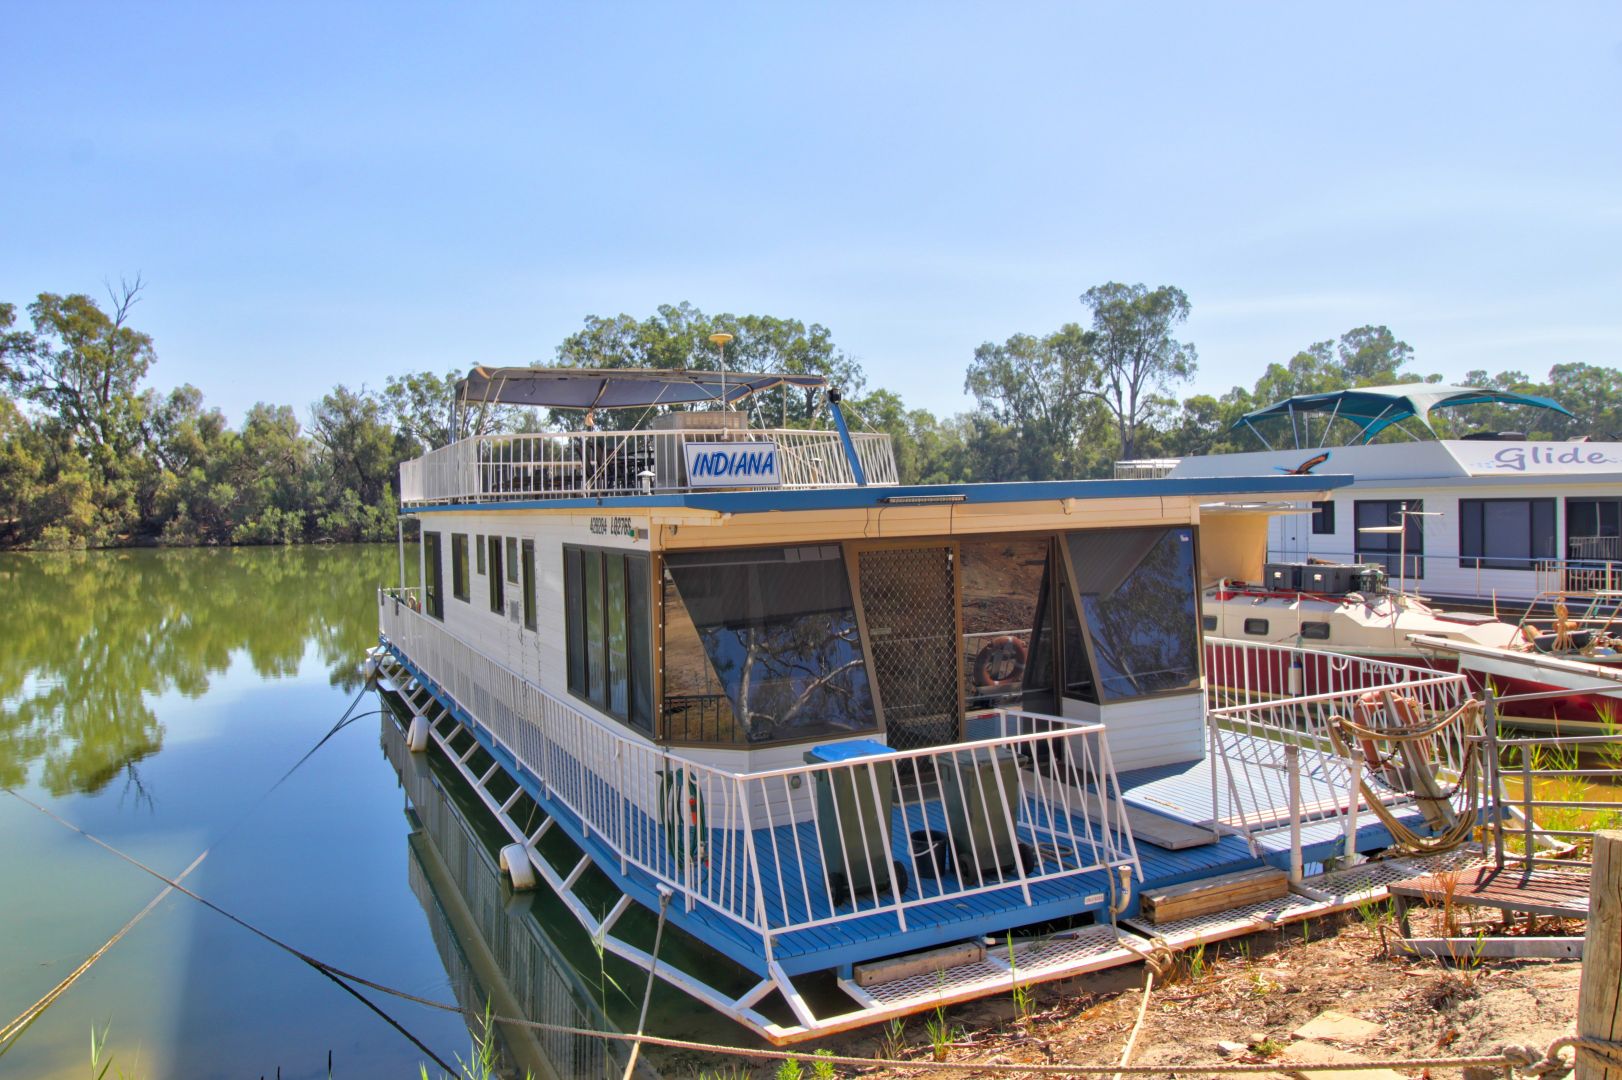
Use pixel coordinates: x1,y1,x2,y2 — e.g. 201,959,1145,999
4,279,1618,552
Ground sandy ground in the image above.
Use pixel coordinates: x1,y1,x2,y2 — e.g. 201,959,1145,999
660,904,1584,1079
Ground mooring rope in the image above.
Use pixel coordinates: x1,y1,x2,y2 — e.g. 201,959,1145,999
1328,697,1485,854
2,788,1602,1078
0,686,382,1057
621,888,672,1080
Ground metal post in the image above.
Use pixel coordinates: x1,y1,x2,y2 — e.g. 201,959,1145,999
1484,690,1504,871
1342,745,1363,861
1285,744,1303,884
1521,751,1534,868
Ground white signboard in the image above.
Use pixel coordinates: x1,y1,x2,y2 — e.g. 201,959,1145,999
683,441,782,488
1455,441,1622,476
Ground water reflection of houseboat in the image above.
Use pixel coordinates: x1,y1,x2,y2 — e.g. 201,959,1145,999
382,709,644,1080
370,367,1487,1042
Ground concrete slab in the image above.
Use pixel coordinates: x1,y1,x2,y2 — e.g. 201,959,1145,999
1292,1010,1384,1043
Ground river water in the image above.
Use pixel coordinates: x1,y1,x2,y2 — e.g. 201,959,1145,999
0,546,700,1079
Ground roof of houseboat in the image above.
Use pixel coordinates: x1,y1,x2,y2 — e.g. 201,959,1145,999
457,366,827,410
1234,383,1573,443
400,473,1354,514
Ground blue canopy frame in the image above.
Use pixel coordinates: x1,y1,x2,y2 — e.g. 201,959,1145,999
1232,383,1573,448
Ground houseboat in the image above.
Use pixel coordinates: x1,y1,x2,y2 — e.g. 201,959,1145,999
1118,384,1622,608
370,366,1489,1042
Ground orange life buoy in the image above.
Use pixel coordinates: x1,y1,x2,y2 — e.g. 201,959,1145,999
973,636,1028,688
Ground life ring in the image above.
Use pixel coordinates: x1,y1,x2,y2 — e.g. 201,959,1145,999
973,636,1027,688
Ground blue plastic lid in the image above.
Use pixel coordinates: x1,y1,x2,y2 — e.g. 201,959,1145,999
805,738,895,763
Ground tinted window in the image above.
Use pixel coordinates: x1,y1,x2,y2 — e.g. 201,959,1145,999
1065,527,1201,699
423,531,444,620
1301,621,1330,640
565,548,585,694
1311,501,1336,535
563,546,652,732
488,535,504,614
1460,498,1555,571
521,539,537,631
476,534,485,575
451,534,470,602
664,545,876,744
505,537,520,583
960,538,1054,712
1244,618,1269,636
1354,500,1424,579
1202,614,1218,632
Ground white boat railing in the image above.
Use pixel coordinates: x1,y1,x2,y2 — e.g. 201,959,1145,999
399,428,899,505
378,592,1139,952
1204,638,1475,841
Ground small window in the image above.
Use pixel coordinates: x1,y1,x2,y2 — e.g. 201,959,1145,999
475,534,486,575
1201,615,1218,632
1460,498,1556,571
1311,501,1336,535
451,534,470,602
521,539,537,631
1301,621,1331,640
1243,617,1269,636
505,537,520,583
488,535,504,614
423,531,444,620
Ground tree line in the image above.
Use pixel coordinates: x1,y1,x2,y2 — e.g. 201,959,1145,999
3,279,1619,550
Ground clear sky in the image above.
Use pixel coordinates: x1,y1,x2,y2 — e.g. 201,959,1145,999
3,3,1619,424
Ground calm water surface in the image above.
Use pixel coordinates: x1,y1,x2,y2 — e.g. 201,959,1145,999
0,545,675,1079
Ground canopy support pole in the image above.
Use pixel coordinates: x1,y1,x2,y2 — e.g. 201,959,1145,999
828,397,868,486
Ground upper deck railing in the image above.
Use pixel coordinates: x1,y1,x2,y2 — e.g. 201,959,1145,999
399,428,899,505
1112,458,1181,480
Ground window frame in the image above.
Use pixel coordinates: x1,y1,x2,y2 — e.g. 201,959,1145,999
488,535,505,614
505,536,520,584
451,533,470,602
520,539,537,631
1310,500,1336,535
1353,500,1424,580
1459,497,1555,572
563,544,653,734
422,531,444,620
476,534,486,576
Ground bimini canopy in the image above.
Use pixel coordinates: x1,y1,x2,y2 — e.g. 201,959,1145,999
1233,383,1572,445
456,366,827,411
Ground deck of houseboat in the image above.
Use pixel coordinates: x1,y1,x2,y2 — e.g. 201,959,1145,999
376,599,1476,987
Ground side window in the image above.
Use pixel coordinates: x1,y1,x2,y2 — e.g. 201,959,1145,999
451,534,470,602
1301,621,1330,640
521,539,537,631
476,534,486,576
1243,617,1269,636
505,537,520,583
488,535,504,614
564,546,653,733
1311,501,1335,535
423,531,444,620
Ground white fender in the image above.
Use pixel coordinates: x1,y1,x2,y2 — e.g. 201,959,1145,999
407,715,430,753
499,844,537,891
360,656,379,683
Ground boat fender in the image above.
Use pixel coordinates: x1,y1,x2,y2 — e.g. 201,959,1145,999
1287,655,1304,696
407,714,430,753
972,636,1028,688
361,655,379,684
499,844,537,891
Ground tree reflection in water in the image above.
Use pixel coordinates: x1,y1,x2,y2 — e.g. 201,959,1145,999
0,544,399,795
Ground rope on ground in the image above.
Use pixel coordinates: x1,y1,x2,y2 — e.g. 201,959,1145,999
0,687,381,1058
10,784,1604,1079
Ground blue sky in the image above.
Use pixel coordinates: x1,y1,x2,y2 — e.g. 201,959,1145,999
3,3,1619,423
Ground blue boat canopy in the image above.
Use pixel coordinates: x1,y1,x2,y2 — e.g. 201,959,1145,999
1233,383,1573,445
457,366,827,411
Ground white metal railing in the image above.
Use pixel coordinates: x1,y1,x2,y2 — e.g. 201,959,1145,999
1204,638,1474,844
1535,558,1622,597
378,592,1138,950
399,428,899,505
1112,458,1181,480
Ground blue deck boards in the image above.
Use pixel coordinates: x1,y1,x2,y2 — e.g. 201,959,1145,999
387,643,1435,980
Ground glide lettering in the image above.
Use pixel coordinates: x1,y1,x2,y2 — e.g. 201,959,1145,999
1490,445,1617,471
